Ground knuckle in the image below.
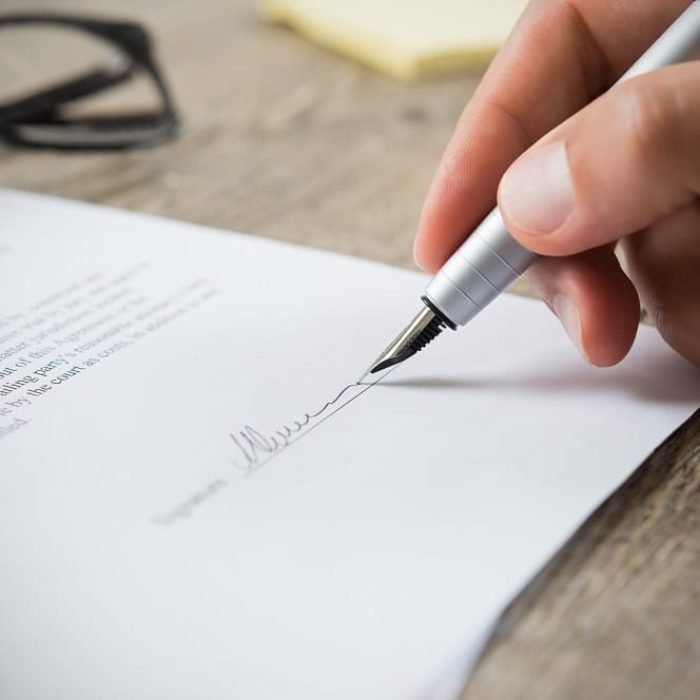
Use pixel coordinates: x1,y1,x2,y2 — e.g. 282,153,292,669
619,80,677,161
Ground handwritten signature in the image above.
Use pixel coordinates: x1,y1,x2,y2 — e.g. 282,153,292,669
230,383,365,473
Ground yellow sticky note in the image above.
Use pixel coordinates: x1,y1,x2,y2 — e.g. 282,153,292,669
262,0,529,80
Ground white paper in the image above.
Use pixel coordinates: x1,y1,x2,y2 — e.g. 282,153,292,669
0,188,697,700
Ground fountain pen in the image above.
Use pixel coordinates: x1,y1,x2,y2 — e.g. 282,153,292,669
360,2,700,382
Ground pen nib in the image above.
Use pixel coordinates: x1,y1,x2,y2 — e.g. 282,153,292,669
358,304,448,383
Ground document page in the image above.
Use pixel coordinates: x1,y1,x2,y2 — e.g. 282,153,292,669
1,189,697,700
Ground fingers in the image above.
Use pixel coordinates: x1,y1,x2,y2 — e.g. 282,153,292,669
622,202,700,366
526,247,640,366
498,63,700,368
415,0,690,272
498,63,700,255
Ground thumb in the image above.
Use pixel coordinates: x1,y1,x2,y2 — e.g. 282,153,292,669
497,64,700,256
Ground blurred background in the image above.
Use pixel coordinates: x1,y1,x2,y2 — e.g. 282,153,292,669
0,0,516,269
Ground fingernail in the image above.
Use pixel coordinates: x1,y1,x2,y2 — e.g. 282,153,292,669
413,237,423,269
500,141,574,235
552,293,586,360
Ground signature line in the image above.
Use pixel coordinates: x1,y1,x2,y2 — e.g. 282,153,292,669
235,369,395,476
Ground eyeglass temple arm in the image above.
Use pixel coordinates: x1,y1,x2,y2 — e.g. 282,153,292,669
0,14,178,118
0,64,135,124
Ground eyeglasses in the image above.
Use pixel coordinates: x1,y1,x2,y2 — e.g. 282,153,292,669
0,13,181,151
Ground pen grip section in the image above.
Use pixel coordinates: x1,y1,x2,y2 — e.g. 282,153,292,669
425,209,538,326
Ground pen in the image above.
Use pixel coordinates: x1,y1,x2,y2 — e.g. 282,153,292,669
360,2,700,382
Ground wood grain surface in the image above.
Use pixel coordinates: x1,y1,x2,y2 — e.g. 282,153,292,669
2,1,699,697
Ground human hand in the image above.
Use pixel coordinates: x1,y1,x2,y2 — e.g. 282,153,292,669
414,0,700,367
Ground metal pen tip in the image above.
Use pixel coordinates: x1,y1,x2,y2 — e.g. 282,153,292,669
358,303,448,383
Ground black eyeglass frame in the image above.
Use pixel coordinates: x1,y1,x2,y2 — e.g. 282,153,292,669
0,13,181,151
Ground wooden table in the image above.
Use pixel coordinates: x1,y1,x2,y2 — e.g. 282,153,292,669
3,1,699,697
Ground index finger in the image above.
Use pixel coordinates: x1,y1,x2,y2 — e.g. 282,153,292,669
414,0,691,272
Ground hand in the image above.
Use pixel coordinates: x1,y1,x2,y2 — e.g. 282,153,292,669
414,0,700,367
